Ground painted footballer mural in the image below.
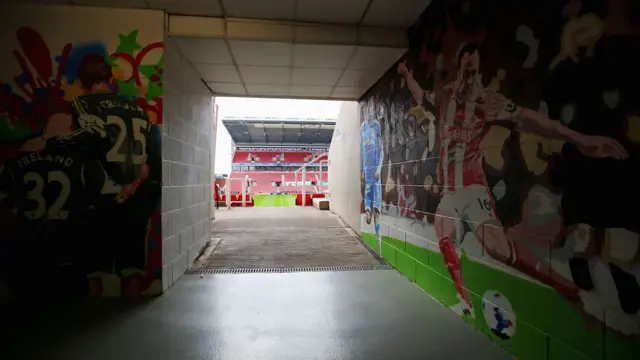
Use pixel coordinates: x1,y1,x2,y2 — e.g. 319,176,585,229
0,7,164,298
360,0,640,358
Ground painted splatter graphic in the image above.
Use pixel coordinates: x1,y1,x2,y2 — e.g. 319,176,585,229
0,28,163,148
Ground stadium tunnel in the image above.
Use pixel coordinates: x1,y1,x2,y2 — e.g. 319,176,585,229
3,0,636,359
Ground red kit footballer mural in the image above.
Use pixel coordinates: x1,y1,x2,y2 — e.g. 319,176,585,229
360,0,640,358
0,22,164,298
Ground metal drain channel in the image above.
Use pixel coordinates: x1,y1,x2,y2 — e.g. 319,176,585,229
185,264,395,275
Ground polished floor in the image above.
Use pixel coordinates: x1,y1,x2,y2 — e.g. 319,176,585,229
206,207,381,269
4,270,511,360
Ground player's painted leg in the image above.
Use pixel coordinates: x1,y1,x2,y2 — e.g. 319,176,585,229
435,206,474,317
440,236,474,317
373,180,382,237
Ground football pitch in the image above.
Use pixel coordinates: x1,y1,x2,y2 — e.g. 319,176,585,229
253,194,297,207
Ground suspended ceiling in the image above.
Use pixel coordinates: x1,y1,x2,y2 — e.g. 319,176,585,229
12,0,433,100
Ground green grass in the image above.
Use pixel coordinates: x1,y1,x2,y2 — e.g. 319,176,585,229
361,231,638,360
253,194,297,207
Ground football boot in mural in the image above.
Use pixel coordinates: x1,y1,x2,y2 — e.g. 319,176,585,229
398,40,627,314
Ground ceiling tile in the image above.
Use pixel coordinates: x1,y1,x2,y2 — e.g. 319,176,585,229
291,68,343,86
332,86,365,98
222,0,296,20
239,66,290,85
293,44,355,69
295,0,370,24
194,64,241,83
73,0,147,7
229,40,292,66
289,86,333,97
348,46,406,71
361,0,432,27
173,37,232,64
246,84,289,96
337,69,379,87
207,82,247,95
147,0,223,16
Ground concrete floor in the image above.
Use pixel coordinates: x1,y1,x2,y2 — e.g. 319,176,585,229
207,207,381,268
4,270,511,360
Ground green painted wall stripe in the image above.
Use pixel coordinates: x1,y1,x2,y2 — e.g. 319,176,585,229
362,232,624,360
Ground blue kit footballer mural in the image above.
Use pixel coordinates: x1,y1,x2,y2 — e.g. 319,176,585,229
0,7,164,298
359,0,640,358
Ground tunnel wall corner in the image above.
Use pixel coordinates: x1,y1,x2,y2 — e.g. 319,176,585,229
160,36,214,292
328,101,361,233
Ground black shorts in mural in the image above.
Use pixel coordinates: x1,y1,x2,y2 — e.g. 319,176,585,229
88,179,160,276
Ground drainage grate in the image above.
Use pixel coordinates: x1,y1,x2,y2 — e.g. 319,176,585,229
185,264,395,275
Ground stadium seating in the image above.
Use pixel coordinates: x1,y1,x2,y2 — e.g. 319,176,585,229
233,151,327,164
229,171,328,194
218,194,254,207
222,149,329,206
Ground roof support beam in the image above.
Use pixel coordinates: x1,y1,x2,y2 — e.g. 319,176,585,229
262,122,268,144
168,15,408,48
244,122,253,143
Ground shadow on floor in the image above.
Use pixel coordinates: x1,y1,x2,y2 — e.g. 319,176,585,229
2,270,511,360
1,297,154,360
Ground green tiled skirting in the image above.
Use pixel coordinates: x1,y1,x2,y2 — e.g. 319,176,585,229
360,232,637,360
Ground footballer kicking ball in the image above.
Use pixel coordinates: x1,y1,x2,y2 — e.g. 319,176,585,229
482,290,516,340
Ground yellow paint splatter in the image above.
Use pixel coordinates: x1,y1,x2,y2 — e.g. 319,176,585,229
112,67,125,80
113,58,133,78
409,106,429,122
550,13,604,70
61,80,84,101
550,139,565,153
148,111,158,124
518,134,565,176
520,134,549,176
482,127,511,170
626,116,640,143
488,69,506,90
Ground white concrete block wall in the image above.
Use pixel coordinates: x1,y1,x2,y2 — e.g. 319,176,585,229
161,37,214,291
328,101,361,232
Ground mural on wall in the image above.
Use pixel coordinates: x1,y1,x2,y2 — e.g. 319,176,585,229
360,0,639,358
0,27,163,298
